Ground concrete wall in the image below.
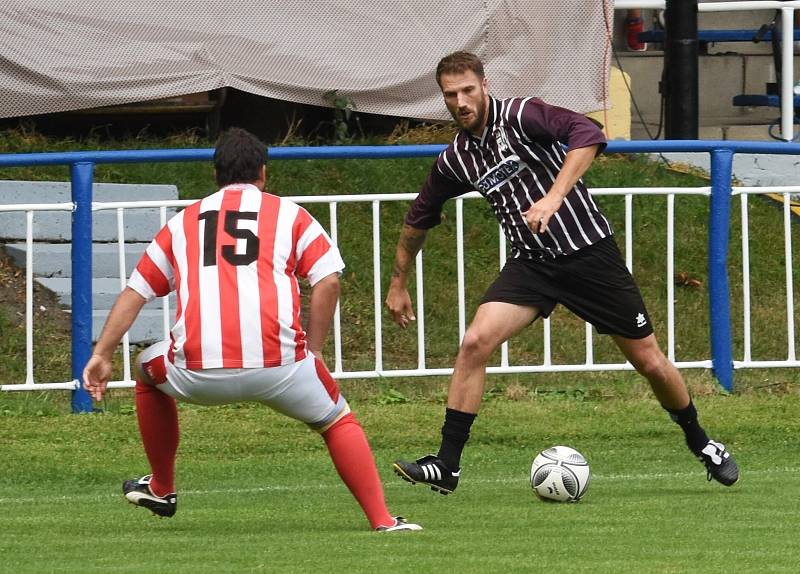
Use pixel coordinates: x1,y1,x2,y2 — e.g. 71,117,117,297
618,53,786,125
0,181,178,241
0,181,178,343
613,4,797,139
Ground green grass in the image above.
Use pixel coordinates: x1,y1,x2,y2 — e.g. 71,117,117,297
1,393,798,573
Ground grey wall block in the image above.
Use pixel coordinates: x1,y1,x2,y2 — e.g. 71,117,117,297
5,242,149,277
37,277,177,309
92,309,170,344
0,181,179,241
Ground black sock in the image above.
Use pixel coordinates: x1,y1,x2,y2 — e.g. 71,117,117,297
665,400,710,455
437,408,476,471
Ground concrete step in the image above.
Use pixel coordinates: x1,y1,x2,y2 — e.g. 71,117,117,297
0,181,178,242
38,277,177,309
5,242,148,278
93,308,170,344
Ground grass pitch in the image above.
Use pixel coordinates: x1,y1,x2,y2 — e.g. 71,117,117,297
2,128,798,572
1,392,798,573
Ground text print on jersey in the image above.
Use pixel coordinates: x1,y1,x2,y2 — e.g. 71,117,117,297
199,209,260,267
476,157,521,194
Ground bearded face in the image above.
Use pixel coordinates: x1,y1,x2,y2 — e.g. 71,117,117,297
440,70,489,135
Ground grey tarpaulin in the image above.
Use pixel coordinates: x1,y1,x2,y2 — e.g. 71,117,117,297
0,1,612,120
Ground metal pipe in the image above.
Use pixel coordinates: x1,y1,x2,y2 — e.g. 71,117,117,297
415,250,426,370
456,199,466,342
783,194,796,360
499,225,509,367
25,211,34,386
160,207,170,338
329,203,343,374
708,150,735,391
667,193,676,361
739,194,752,363
371,200,383,372
781,7,795,141
5,141,800,169
664,0,699,139
70,162,95,413
116,208,131,383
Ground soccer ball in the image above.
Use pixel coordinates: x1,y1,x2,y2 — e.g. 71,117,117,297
530,445,591,502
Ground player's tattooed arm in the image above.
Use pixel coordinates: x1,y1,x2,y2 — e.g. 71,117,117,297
392,224,428,280
386,224,427,328
399,224,427,253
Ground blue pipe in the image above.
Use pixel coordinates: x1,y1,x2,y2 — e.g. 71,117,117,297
70,162,94,413
708,150,735,392
0,144,448,166
2,140,800,168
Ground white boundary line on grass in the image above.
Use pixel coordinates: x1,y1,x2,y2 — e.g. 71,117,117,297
2,467,799,505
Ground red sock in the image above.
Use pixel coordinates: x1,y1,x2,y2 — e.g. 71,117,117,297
135,380,179,497
322,413,394,529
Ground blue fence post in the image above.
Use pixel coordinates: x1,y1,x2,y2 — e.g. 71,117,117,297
708,149,734,391
71,162,94,413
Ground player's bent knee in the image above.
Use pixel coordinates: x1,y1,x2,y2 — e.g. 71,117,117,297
320,411,358,436
459,329,498,361
632,353,671,382
315,403,354,434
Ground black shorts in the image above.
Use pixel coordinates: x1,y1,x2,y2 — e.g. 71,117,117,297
481,236,654,339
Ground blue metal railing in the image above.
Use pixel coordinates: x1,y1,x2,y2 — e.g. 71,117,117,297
708,150,735,391
2,140,800,410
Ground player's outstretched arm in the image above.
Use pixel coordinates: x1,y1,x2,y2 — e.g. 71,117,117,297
82,287,147,401
385,224,427,329
306,273,340,365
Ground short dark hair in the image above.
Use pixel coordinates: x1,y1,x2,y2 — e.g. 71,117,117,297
436,51,485,87
213,127,267,187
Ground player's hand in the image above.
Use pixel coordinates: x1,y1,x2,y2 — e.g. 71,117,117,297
385,284,416,329
82,353,112,402
523,197,562,234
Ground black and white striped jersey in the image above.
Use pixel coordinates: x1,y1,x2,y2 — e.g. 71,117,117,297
405,96,613,258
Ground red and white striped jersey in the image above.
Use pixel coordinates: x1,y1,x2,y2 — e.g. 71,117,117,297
128,184,345,369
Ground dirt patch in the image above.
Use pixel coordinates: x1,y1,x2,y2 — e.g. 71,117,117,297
0,246,71,332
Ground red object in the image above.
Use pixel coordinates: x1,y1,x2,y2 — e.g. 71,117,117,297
135,380,179,497
314,356,341,403
625,17,647,51
322,413,394,529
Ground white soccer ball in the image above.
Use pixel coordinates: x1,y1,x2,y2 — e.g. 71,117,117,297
530,445,591,502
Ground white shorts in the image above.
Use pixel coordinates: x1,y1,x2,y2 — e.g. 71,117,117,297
137,340,349,431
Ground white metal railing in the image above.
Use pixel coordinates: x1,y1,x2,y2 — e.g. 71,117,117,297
0,202,73,388
93,189,717,391
735,186,799,368
614,0,799,141
2,183,794,392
